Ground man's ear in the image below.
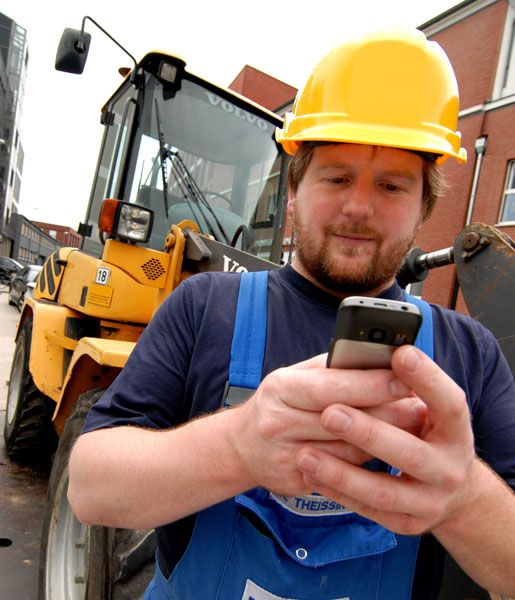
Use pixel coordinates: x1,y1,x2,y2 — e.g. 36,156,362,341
287,188,295,217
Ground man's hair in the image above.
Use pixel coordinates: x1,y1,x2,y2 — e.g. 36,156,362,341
287,143,446,222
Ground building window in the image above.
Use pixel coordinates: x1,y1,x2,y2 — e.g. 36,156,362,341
492,4,515,99
500,161,515,224
501,18,515,97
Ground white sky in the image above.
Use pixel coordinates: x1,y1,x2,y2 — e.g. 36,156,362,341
2,0,461,229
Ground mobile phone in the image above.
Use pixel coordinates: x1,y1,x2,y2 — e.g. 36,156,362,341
327,296,422,369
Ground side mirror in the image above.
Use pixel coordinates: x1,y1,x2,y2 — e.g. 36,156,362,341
55,28,92,74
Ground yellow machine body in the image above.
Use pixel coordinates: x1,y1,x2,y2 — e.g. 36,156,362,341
20,222,192,428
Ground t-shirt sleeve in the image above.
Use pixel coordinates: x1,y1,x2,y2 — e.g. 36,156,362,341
469,325,515,490
82,277,198,433
432,306,515,491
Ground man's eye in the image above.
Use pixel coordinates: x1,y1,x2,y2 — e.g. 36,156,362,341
383,182,400,192
329,177,348,184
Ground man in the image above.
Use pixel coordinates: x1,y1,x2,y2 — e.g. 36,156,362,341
68,29,515,599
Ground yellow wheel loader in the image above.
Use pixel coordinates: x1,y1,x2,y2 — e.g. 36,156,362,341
3,18,289,599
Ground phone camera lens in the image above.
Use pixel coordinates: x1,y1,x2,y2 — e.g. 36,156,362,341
369,328,386,343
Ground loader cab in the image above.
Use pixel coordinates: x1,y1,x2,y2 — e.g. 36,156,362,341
81,52,289,264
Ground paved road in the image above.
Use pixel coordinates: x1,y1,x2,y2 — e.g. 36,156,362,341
0,285,48,600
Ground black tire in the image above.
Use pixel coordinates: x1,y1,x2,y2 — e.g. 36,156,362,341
4,317,58,463
38,388,156,600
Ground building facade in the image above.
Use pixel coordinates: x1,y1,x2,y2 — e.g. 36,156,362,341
0,12,27,258
5,213,64,266
229,65,297,112
0,14,71,267
417,0,515,309
33,221,81,248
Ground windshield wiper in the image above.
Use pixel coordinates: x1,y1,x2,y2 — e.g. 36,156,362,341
154,100,231,245
155,100,170,217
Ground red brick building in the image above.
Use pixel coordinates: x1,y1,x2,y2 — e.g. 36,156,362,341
32,221,81,248
229,65,297,112
418,0,515,309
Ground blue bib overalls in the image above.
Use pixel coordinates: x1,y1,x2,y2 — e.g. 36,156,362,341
144,271,433,600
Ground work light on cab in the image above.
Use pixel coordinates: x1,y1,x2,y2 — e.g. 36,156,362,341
98,199,154,243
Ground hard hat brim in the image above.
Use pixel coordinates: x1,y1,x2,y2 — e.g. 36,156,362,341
275,119,467,164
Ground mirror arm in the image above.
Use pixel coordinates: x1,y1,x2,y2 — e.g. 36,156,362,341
80,16,137,72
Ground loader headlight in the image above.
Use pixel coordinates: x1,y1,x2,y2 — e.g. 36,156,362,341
99,199,154,243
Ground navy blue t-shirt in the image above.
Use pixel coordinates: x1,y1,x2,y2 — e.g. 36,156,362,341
83,265,515,598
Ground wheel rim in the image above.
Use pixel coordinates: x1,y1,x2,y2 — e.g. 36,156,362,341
6,342,24,426
45,466,89,599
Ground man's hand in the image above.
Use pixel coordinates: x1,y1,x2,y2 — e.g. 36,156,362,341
68,351,424,531
230,353,427,498
295,345,475,535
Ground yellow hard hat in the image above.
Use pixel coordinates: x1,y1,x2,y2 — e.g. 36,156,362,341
276,28,467,165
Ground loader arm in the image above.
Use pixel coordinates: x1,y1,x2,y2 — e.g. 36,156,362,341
453,223,515,372
399,223,515,374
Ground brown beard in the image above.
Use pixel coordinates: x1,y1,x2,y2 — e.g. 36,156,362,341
292,212,416,295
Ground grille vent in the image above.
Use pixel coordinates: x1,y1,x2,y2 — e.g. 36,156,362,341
141,258,166,281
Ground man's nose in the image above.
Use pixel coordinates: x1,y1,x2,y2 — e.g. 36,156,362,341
340,178,375,219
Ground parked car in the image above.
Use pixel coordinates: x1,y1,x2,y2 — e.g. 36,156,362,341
8,265,43,311
0,256,23,284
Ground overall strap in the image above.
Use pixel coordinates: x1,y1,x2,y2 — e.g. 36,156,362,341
402,290,434,360
390,291,432,482
223,279,433,407
224,271,269,406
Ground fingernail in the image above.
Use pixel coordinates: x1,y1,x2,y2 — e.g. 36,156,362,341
324,408,352,433
411,400,427,423
400,346,423,372
298,453,321,475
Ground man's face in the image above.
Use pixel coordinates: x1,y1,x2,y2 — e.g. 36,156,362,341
288,143,424,297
